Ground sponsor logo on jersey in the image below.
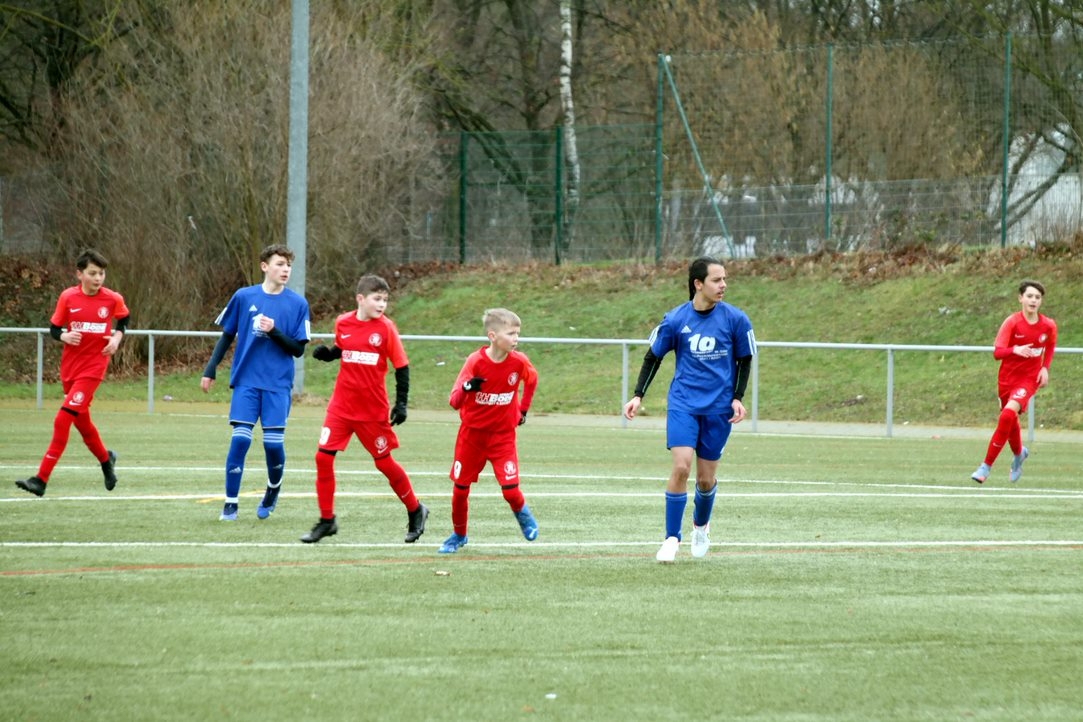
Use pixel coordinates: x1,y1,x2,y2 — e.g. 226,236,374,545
249,305,259,312
342,350,379,365
475,391,515,406
70,321,108,334
680,325,693,334
70,307,82,312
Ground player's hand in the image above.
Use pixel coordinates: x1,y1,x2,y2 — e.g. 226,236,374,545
312,345,334,362
390,403,408,426
200,377,214,393
64,330,83,346
462,376,486,392
731,399,747,424
622,396,642,420
257,314,275,332
518,410,528,426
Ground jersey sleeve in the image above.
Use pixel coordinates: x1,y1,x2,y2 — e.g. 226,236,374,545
449,354,479,410
518,355,539,412
1043,318,1057,369
49,289,70,328
385,320,409,369
992,315,1016,360
111,289,131,322
214,291,241,334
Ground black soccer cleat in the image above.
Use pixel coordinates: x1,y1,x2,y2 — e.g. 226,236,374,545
405,503,429,543
102,450,118,491
16,476,47,497
300,517,338,544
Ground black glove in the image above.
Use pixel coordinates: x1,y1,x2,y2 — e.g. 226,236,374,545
462,376,486,392
518,410,528,426
312,344,338,362
390,402,407,426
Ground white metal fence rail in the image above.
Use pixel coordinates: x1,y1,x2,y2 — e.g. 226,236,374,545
3,327,1078,439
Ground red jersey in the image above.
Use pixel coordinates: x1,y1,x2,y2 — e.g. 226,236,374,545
50,285,130,383
992,311,1057,389
449,346,538,432
325,311,408,422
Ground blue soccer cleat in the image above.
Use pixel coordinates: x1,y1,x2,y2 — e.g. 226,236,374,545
438,533,468,554
971,463,991,484
1009,447,1029,484
515,505,539,541
219,503,239,521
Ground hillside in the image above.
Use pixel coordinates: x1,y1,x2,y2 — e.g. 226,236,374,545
3,244,1082,429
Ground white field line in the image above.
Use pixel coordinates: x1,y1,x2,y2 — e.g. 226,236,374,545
2,539,1082,551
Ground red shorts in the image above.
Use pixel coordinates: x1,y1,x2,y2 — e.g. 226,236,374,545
450,426,520,486
318,410,399,458
61,377,102,413
999,382,1038,410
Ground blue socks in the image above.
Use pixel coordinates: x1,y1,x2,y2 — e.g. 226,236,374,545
224,424,254,503
664,491,687,540
261,430,286,508
692,483,717,528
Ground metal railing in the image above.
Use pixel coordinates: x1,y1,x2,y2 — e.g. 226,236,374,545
3,327,1078,439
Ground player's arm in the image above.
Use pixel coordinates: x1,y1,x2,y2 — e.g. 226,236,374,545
103,314,129,355
623,347,664,420
449,361,481,410
201,331,236,391
992,316,1017,360
517,358,539,425
267,326,308,357
390,365,410,425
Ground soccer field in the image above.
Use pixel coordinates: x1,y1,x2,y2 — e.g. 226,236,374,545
2,404,1081,722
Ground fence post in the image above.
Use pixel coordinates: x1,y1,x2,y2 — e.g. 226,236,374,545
147,334,156,414
885,348,894,438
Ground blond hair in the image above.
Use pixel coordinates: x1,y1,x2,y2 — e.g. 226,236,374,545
483,308,521,333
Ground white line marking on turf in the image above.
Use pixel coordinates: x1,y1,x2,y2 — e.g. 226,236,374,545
2,540,1081,550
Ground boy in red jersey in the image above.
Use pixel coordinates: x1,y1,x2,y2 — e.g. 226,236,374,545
971,280,1057,484
300,275,428,543
438,308,539,554
16,249,130,496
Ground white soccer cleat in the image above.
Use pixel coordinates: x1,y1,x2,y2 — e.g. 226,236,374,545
690,524,711,558
656,536,680,563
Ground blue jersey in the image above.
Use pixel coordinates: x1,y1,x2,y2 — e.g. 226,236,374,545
649,301,756,414
214,284,311,391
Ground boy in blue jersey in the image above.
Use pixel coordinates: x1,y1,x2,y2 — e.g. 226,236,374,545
623,256,756,563
201,244,311,521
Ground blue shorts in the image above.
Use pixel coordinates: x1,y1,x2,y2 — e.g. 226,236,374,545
666,408,733,461
229,386,292,429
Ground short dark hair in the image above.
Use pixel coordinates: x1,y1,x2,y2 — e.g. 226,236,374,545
1018,279,1045,297
260,244,294,264
688,256,723,300
76,248,108,270
356,274,390,296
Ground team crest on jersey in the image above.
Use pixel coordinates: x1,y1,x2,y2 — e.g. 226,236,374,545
1011,387,1028,400
375,435,389,454
369,333,383,347
507,372,519,385
503,460,517,477
1039,333,1048,344
97,307,109,319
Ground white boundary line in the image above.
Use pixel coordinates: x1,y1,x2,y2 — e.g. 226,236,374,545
2,539,1082,550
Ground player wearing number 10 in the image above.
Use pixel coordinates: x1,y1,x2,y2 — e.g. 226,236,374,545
623,256,757,563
